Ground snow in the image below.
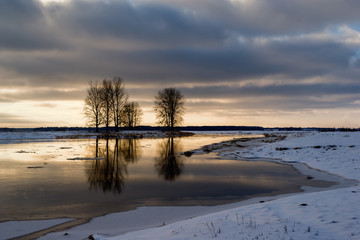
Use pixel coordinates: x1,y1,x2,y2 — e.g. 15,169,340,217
91,186,360,240
223,131,360,181
0,219,73,239
1,131,360,240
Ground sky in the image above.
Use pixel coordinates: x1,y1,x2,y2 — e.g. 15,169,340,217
1,0,360,128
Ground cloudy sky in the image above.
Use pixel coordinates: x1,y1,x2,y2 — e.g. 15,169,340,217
1,0,360,128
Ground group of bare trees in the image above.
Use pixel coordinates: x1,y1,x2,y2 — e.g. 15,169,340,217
84,77,142,132
84,77,185,132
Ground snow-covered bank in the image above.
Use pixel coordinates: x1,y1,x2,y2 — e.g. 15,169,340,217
36,131,360,240
223,131,360,181
0,131,89,143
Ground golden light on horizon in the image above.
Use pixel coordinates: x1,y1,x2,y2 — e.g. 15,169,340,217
1,98,360,128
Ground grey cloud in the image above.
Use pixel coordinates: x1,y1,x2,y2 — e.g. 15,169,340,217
182,83,360,99
129,82,360,111
2,0,360,52
185,0,360,36
54,0,226,46
179,83,360,112
125,41,353,82
0,0,68,50
0,0,43,23
54,0,360,41
0,0,358,84
2,38,354,88
4,0,360,52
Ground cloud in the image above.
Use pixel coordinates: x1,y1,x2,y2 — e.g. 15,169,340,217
1,35,356,88
1,0,359,87
1,0,360,127
183,83,360,98
180,82,360,112
0,0,68,51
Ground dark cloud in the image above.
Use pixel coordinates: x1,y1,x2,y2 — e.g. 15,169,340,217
0,0,359,85
56,0,225,45
52,0,360,40
1,39,355,87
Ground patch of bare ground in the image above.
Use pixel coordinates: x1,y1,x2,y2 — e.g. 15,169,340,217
262,133,287,143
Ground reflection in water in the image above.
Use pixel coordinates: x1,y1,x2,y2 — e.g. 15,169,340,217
119,138,140,163
86,138,141,193
155,137,184,181
0,136,338,222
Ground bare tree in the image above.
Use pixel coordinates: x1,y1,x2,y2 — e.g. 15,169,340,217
84,81,103,132
154,88,185,130
122,102,143,128
112,77,128,132
101,79,114,132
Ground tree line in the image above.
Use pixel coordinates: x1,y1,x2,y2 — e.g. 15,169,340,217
84,77,185,132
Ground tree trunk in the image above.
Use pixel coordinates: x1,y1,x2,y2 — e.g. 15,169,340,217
95,115,99,133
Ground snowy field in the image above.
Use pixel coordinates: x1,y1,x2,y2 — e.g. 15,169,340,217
1,131,359,240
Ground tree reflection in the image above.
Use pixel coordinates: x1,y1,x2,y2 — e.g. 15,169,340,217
86,138,141,194
120,138,140,163
155,137,184,181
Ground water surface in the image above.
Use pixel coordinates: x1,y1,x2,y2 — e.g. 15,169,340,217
0,134,331,221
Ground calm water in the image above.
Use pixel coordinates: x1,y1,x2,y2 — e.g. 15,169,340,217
0,134,328,221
